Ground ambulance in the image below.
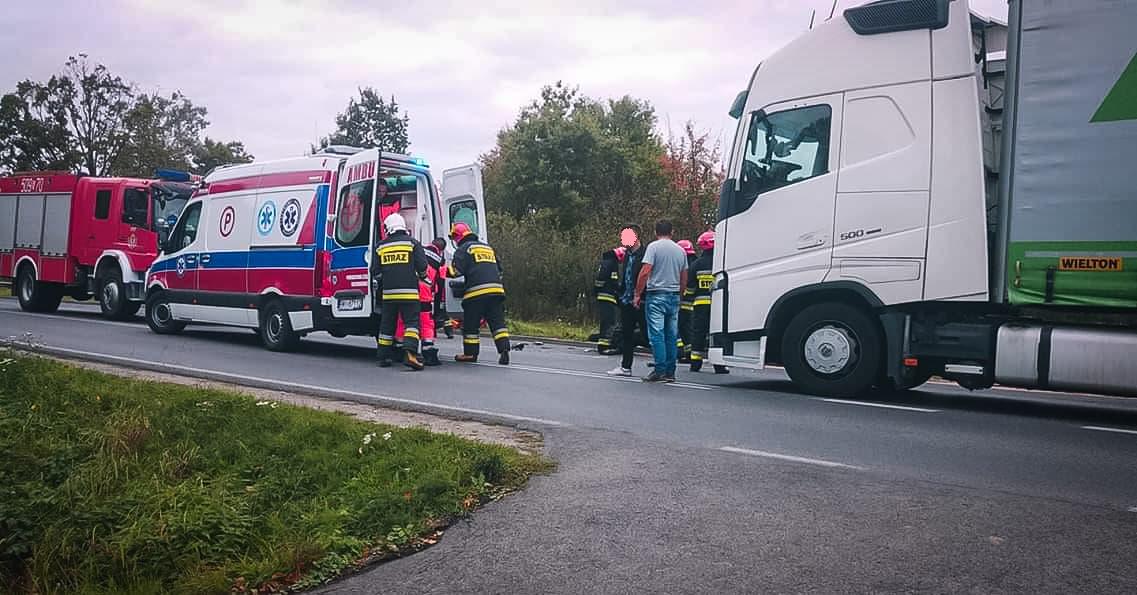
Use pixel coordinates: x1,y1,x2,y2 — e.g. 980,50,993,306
144,147,485,351
1,170,192,318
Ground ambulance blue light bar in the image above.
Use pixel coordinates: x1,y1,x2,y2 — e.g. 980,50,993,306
154,169,192,182
412,157,428,167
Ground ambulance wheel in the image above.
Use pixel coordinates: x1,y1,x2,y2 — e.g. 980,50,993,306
146,291,186,335
16,266,63,313
781,302,882,397
98,269,132,320
260,300,300,352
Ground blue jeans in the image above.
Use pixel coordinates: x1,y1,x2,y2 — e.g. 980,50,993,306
645,292,680,376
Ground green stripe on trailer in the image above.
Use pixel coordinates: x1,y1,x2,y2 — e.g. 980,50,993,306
1008,241,1137,308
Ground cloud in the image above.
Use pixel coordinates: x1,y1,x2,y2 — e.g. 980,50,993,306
1,0,1007,171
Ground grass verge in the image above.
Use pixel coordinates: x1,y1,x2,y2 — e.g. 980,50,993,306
509,318,594,342
0,353,550,594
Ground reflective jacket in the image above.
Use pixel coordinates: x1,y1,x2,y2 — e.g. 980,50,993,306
687,249,714,306
375,230,428,301
421,249,444,302
594,250,621,304
450,233,505,300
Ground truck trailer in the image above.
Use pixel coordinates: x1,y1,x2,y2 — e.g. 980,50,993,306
710,0,1137,397
0,171,192,318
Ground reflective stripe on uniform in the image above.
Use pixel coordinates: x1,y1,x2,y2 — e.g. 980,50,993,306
463,337,481,345
383,288,420,300
493,329,509,340
596,293,617,304
377,242,415,255
680,303,694,311
404,329,420,339
464,283,505,299
691,352,704,361
693,298,712,306
377,338,394,346
598,339,611,346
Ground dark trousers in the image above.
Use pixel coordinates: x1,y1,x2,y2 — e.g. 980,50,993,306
461,295,509,358
690,304,710,361
378,300,421,356
596,299,618,351
619,302,644,370
678,303,693,355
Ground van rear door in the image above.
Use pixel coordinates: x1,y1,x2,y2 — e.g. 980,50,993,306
329,149,381,318
440,164,486,317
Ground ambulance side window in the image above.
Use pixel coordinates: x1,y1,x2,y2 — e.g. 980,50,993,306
449,200,479,236
335,180,374,247
169,202,202,252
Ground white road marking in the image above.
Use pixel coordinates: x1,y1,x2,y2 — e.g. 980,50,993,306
718,446,865,470
820,398,939,413
1128,506,1137,513
29,345,569,427
1082,425,1137,436
0,308,140,329
478,361,715,391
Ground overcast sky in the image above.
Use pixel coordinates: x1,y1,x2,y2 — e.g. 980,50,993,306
2,0,1007,171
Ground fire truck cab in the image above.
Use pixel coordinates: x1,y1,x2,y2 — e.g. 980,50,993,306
0,171,192,318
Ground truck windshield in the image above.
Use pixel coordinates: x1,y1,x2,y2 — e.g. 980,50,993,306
151,182,192,231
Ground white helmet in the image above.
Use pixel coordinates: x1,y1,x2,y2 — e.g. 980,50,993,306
383,213,407,235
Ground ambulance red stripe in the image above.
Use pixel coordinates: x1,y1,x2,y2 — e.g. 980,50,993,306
206,171,332,195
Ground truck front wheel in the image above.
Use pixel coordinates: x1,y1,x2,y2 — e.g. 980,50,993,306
781,302,882,397
16,266,63,313
98,268,134,320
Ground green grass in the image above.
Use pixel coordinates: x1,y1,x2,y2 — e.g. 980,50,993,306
0,353,550,594
509,318,594,342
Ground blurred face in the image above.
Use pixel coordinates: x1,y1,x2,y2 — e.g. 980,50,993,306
620,227,639,249
377,182,388,199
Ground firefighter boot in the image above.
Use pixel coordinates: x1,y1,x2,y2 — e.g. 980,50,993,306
404,350,425,371
423,347,441,367
498,350,510,366
455,335,480,363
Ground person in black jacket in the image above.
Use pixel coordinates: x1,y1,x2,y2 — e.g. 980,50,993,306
448,222,511,365
688,230,728,374
607,225,647,377
677,239,697,363
375,213,429,370
593,246,625,354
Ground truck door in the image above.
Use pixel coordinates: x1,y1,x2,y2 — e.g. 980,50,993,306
329,149,381,319
440,164,486,317
83,184,117,265
160,200,204,297
719,93,843,334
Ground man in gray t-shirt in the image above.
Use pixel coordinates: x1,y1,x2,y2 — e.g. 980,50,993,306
634,220,689,382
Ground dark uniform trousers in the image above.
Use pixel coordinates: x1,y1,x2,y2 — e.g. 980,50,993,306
690,304,711,363
461,295,510,358
378,300,421,356
596,298,618,351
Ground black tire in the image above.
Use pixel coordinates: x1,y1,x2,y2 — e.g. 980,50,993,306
16,266,63,313
98,268,132,320
123,301,142,317
781,302,882,397
145,291,187,335
259,300,300,352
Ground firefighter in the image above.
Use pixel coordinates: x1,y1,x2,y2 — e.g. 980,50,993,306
375,213,429,370
448,222,511,365
676,239,697,364
593,246,625,354
429,238,454,339
396,239,445,366
689,231,728,374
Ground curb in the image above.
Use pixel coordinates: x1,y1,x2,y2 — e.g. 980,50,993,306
20,344,567,431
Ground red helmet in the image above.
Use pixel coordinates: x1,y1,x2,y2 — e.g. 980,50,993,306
450,222,472,241
677,239,695,255
697,231,715,251
614,246,627,262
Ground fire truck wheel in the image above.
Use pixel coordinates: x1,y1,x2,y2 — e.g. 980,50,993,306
260,300,300,352
98,269,132,320
780,301,882,398
145,291,186,335
16,266,63,314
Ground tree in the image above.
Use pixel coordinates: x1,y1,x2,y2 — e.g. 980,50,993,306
660,121,725,239
191,138,254,175
0,54,135,175
112,91,209,177
315,88,409,153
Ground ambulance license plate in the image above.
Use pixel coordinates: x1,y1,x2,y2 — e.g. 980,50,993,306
338,296,364,311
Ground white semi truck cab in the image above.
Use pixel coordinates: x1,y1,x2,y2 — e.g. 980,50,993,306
710,0,1137,397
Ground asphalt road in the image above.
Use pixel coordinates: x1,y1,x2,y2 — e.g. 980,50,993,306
3,299,1137,593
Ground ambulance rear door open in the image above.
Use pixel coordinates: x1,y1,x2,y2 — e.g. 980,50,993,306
440,164,486,318
329,149,382,319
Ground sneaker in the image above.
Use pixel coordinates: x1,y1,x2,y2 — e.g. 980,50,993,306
642,371,667,383
606,367,632,377
662,374,676,383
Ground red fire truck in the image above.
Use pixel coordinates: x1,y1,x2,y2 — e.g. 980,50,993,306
0,171,193,318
